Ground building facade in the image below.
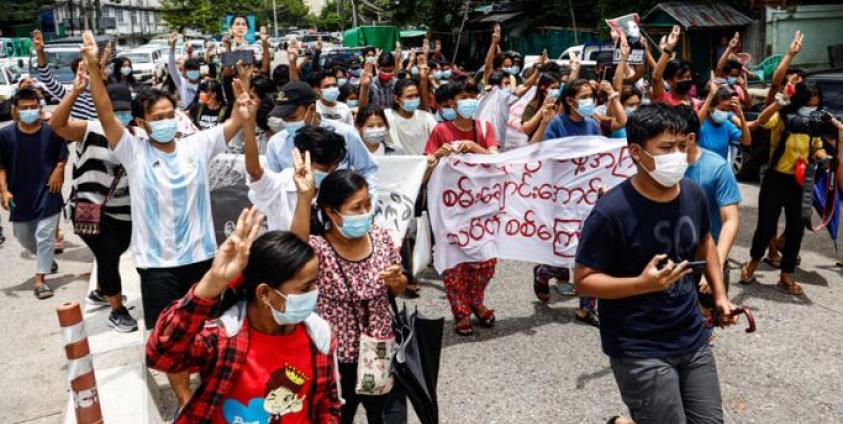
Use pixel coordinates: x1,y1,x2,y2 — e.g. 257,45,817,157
51,0,166,39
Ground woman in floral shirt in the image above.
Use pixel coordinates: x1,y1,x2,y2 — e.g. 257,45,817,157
290,149,407,424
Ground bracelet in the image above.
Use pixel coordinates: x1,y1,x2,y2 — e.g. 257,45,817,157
608,93,620,101
662,48,674,55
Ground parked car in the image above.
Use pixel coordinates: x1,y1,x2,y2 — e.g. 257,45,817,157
0,62,22,101
30,35,116,93
734,69,843,182
319,47,369,69
118,47,161,82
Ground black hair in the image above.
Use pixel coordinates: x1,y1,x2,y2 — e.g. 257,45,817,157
12,88,39,106
71,57,83,75
393,78,418,106
626,103,686,146
664,60,692,81
492,52,512,70
231,14,249,26
675,104,700,136
240,231,314,301
184,58,200,71
198,79,225,105
377,52,394,68
250,74,275,99
110,57,136,86
311,70,337,88
530,72,561,110
315,169,369,234
293,126,348,167
784,81,823,116
434,83,452,104
560,79,591,114
713,86,734,104
355,105,389,128
723,60,742,75
339,83,358,101
272,64,290,88
488,71,506,87
131,88,177,119
620,86,642,105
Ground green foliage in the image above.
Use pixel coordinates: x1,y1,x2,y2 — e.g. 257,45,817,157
0,0,56,23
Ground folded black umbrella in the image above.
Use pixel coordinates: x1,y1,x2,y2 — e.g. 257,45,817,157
385,298,444,424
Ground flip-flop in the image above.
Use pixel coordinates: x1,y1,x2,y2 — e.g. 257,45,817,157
34,284,54,300
778,281,804,296
762,257,781,269
738,276,757,285
575,308,600,327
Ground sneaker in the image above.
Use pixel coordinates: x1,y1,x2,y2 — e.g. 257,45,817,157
108,308,138,332
86,290,127,307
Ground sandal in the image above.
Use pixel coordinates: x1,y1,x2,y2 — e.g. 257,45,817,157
575,307,599,327
472,306,496,328
555,281,576,296
532,265,551,303
738,263,756,285
34,284,54,300
762,257,781,269
454,317,474,336
778,280,804,296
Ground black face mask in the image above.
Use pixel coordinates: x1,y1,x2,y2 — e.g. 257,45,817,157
675,79,693,95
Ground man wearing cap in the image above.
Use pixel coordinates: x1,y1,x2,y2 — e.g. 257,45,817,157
50,79,138,332
264,80,378,196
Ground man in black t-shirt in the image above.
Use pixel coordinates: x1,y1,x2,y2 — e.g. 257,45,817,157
574,104,737,423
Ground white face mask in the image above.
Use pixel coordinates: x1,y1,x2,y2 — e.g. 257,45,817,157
641,150,688,188
798,106,818,117
362,127,387,145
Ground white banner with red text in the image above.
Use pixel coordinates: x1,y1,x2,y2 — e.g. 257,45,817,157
427,136,637,273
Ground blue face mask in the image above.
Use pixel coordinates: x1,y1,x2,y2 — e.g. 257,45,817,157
269,288,319,325
350,68,362,77
402,97,420,112
18,109,40,125
440,107,457,121
313,169,329,188
346,99,359,108
148,118,178,143
120,67,132,76
711,109,731,124
546,88,561,99
115,111,133,126
338,210,373,239
283,119,306,135
726,76,738,86
365,56,377,64
186,70,200,81
576,98,595,118
433,71,443,80
503,66,521,75
321,87,340,103
337,78,348,87
456,98,479,119
411,66,419,76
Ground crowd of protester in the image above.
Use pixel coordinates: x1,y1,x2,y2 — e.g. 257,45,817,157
1,15,842,423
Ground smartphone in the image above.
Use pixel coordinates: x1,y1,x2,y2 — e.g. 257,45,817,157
687,260,707,274
222,50,254,67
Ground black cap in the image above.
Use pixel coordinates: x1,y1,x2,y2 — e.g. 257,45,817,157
107,83,132,111
270,81,317,118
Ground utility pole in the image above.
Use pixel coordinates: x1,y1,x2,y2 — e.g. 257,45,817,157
272,0,279,37
350,0,358,27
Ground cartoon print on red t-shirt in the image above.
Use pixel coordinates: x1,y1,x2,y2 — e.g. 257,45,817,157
264,364,310,418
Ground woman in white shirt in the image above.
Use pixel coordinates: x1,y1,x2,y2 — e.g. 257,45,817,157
383,78,437,155
355,106,394,156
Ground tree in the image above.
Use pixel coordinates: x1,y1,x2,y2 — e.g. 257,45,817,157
0,0,56,24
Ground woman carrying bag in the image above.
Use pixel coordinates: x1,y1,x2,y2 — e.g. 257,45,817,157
289,150,408,424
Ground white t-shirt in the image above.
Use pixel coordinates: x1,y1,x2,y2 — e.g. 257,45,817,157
383,109,438,155
111,125,226,268
247,167,298,232
316,101,354,126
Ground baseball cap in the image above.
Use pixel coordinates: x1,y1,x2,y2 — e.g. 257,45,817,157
270,80,317,118
107,83,132,111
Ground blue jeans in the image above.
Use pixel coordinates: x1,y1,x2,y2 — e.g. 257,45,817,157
12,213,60,275
610,345,723,424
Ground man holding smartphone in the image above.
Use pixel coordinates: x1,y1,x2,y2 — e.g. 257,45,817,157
574,104,737,423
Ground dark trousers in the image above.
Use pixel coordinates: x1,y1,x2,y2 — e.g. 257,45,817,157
339,362,389,424
79,215,132,298
749,170,805,273
610,345,723,424
137,259,213,330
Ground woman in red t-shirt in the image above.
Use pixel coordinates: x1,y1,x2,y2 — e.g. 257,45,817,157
146,207,342,424
424,81,500,336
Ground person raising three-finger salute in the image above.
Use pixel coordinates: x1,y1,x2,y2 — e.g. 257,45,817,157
146,206,343,423
575,103,737,424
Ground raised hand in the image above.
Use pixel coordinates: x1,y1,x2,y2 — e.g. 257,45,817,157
208,207,264,286
236,60,254,85
222,33,232,52
665,25,681,51
619,37,631,61
568,49,581,73
169,31,178,49
540,101,557,124
260,26,269,45
492,23,501,45
292,148,316,197
598,80,615,96
788,30,803,56
233,78,257,120
32,30,44,53
435,39,442,53
100,41,113,68
728,31,740,50
360,62,374,87
81,31,99,66
731,98,745,120
72,65,89,92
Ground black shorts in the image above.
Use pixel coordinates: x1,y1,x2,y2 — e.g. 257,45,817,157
137,259,213,330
